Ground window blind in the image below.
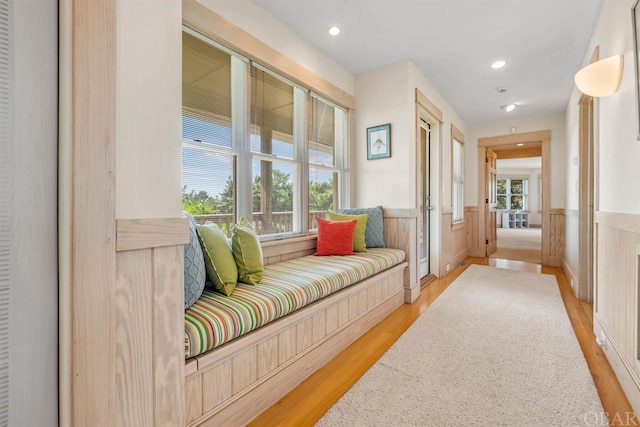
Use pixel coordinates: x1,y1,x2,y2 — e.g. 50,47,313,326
0,0,10,423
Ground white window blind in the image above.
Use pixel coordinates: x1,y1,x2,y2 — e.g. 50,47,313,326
0,0,9,422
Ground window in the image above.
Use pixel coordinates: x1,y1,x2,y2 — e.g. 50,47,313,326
181,28,348,238
497,178,528,210
452,127,464,222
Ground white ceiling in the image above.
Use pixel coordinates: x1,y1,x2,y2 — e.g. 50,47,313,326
251,0,604,126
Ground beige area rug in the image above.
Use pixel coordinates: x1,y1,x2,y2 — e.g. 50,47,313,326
317,265,606,427
490,228,542,264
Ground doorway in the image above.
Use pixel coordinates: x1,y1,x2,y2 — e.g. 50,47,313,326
477,130,552,265
490,156,543,264
419,121,432,278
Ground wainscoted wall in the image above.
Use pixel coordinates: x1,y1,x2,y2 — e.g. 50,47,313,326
563,209,579,293
548,208,565,267
115,218,189,426
465,206,481,257
441,209,468,276
593,212,640,414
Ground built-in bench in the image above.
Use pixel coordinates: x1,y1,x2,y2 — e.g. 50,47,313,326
183,209,418,426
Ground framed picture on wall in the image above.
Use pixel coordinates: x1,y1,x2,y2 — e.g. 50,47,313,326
367,123,391,160
633,0,640,139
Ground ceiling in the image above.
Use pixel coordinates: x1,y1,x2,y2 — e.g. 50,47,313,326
251,0,604,126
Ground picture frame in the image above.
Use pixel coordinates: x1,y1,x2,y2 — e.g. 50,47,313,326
367,123,391,160
633,0,640,139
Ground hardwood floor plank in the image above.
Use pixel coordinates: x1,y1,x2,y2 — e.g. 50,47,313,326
248,257,637,426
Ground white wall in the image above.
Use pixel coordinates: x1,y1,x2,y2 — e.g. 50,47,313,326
467,113,567,209
587,0,639,214
353,60,414,208
9,0,58,424
115,0,183,219
353,59,467,210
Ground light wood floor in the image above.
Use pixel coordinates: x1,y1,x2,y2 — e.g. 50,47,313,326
249,257,637,426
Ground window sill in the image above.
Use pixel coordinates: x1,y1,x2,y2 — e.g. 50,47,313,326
451,221,465,231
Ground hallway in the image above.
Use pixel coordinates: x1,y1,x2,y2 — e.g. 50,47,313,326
490,227,542,264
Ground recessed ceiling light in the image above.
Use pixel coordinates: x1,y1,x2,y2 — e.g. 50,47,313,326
517,143,524,147
501,104,516,112
491,60,507,69
328,26,341,36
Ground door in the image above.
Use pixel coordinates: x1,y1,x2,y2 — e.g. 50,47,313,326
419,123,431,277
485,148,498,255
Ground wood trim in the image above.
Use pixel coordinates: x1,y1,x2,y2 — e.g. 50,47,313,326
116,217,190,252
451,124,465,143
382,208,419,218
70,0,117,424
415,88,443,123
550,208,566,215
595,211,640,234
541,136,551,265
182,0,354,110
495,147,541,159
478,130,551,147
451,221,465,231
464,206,479,212
477,130,551,265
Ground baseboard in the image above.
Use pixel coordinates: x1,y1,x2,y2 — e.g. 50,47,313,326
441,249,468,277
549,255,562,267
562,259,578,296
594,315,640,416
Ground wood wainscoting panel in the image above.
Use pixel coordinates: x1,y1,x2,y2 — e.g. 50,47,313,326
383,209,419,302
465,207,481,257
594,211,640,415
115,249,154,426
153,245,186,426
113,218,188,427
549,209,565,267
440,212,468,276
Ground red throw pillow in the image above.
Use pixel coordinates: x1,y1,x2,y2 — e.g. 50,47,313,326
315,217,357,256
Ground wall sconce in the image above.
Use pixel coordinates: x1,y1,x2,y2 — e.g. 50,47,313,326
574,55,624,97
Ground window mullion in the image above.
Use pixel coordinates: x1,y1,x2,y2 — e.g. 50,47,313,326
232,55,251,222
296,87,308,234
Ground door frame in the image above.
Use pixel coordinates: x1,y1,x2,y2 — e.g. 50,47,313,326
477,130,551,264
415,88,443,277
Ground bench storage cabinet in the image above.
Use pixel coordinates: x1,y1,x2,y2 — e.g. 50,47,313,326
184,209,418,426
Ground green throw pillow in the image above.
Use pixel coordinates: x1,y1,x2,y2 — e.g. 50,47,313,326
196,222,238,296
326,211,368,252
231,218,264,285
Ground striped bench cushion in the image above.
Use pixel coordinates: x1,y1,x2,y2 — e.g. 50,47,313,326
185,248,405,359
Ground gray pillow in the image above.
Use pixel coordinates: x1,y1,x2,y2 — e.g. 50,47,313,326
339,206,385,248
183,211,206,309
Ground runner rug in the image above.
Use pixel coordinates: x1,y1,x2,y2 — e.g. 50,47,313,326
316,265,606,426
